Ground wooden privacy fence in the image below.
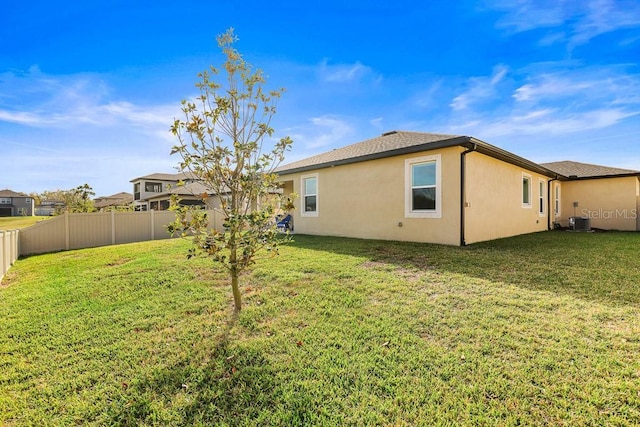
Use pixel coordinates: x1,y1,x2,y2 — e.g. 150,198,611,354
19,209,225,256
1,229,20,281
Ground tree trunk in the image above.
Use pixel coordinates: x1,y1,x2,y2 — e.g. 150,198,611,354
231,267,242,311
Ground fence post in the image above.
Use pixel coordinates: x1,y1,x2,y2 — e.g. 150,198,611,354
150,210,155,240
10,230,17,265
64,212,70,251
1,231,5,281
111,210,116,245
5,230,9,270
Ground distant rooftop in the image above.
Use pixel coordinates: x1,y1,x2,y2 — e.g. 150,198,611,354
130,171,197,182
541,161,640,179
0,189,29,197
94,192,134,209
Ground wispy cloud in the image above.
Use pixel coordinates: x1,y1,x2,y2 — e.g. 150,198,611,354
512,66,640,106
0,68,178,137
0,110,47,125
455,108,637,138
450,65,509,111
317,59,381,85
444,63,640,140
572,0,640,46
285,115,355,155
485,0,566,32
485,0,640,46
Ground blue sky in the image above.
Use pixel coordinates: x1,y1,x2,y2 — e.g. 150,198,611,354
2,0,639,196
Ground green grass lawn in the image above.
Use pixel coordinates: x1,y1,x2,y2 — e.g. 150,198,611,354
1,231,639,425
0,216,50,230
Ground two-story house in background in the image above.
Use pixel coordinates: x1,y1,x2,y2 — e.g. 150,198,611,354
130,172,207,210
0,189,35,217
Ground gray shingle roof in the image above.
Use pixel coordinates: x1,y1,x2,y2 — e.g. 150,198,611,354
0,189,29,197
94,192,134,208
276,131,465,174
129,171,196,182
540,161,640,179
276,130,560,178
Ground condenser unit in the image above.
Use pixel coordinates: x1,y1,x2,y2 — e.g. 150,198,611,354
569,216,591,231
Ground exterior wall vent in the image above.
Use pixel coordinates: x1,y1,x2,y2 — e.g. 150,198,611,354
569,216,591,231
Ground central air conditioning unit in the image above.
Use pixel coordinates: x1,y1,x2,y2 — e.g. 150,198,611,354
569,216,591,231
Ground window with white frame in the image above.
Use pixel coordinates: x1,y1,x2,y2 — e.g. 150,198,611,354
405,154,441,218
301,174,318,216
538,179,545,216
145,182,163,192
554,184,561,216
0,198,11,204
522,173,532,208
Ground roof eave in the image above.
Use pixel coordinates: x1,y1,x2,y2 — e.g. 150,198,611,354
277,135,561,179
566,172,640,181
469,138,561,178
277,136,472,176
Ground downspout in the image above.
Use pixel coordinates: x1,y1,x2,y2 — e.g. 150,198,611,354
547,176,558,230
460,142,477,246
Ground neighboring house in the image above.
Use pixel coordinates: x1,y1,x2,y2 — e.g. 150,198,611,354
275,131,640,246
94,192,134,211
132,173,280,212
35,200,65,216
0,189,34,217
130,172,197,210
143,181,221,211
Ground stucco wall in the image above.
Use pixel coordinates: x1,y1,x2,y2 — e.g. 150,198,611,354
463,152,549,244
278,146,463,245
559,176,639,231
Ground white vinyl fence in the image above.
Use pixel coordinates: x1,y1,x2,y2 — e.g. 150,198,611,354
1,229,19,282
19,209,225,256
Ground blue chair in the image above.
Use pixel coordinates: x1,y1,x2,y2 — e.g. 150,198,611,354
276,214,293,232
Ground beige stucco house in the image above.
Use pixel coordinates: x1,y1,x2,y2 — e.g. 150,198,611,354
276,131,639,246
540,161,640,232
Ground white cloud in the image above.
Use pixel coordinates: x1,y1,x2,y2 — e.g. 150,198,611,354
369,117,384,129
286,115,355,153
572,0,640,46
445,63,640,141
513,77,594,102
512,67,640,106
450,65,509,111
0,110,48,125
317,59,381,85
0,68,179,135
486,0,566,32
464,108,638,138
485,0,640,46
